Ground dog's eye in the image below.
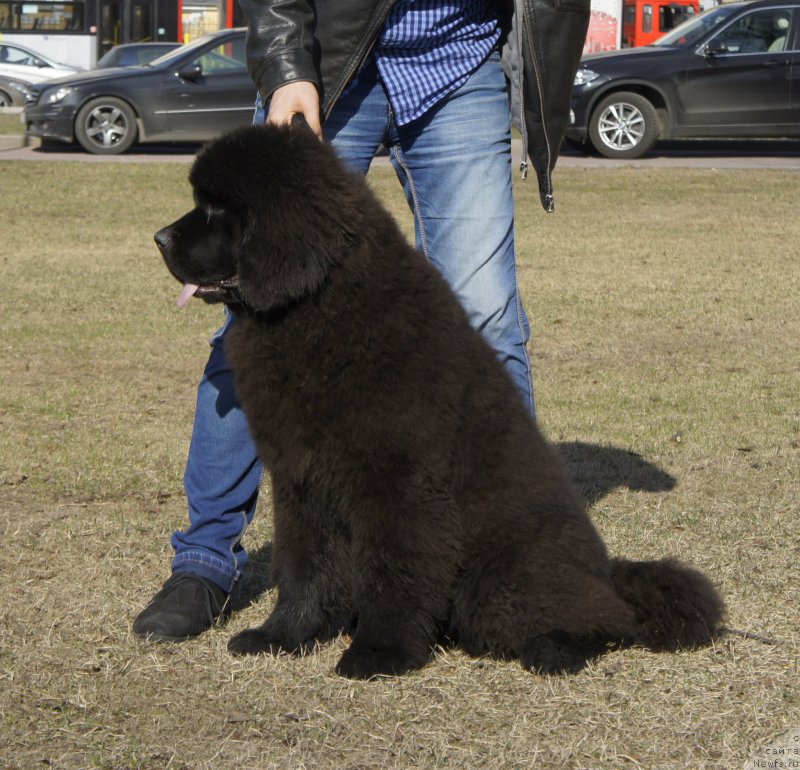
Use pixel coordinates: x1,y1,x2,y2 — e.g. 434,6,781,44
204,205,226,224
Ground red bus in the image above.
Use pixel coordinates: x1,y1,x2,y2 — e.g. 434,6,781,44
0,0,243,67
621,0,700,47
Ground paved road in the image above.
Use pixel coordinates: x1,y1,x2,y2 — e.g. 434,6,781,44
557,139,800,170
2,136,800,169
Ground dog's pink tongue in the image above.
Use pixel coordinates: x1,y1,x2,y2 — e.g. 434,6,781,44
177,283,199,309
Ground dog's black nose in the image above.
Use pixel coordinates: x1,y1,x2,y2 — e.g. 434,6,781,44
154,227,171,250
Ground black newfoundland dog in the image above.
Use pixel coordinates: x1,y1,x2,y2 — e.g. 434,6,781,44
155,124,724,679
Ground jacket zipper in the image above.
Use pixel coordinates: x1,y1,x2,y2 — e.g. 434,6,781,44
324,0,395,120
522,1,555,212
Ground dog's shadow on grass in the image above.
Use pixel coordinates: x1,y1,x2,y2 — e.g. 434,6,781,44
231,441,676,611
555,441,676,507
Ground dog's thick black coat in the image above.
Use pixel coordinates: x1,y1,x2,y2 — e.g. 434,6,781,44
156,124,724,679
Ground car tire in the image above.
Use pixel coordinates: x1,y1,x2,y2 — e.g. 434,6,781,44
74,96,138,155
588,91,659,160
0,89,12,107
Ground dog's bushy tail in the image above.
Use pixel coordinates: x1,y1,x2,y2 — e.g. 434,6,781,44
611,557,725,651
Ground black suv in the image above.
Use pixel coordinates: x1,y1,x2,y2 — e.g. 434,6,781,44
566,0,800,158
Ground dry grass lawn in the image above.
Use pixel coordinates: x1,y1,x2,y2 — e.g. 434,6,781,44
0,111,24,134
0,157,798,769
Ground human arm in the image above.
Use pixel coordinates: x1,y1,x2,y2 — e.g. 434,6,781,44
238,0,322,134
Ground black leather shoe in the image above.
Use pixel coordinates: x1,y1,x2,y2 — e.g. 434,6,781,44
133,572,230,642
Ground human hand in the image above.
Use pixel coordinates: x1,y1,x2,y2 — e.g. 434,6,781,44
267,81,322,138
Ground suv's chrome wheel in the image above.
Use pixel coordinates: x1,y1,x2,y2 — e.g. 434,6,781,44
589,91,659,160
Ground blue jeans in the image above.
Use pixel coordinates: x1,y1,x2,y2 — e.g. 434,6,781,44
171,53,533,591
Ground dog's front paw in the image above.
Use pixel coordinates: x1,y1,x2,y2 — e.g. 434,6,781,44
335,644,424,680
228,627,292,656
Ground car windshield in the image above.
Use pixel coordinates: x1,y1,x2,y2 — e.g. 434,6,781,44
145,34,222,67
654,3,741,47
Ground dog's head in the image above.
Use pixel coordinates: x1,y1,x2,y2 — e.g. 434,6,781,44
155,123,361,313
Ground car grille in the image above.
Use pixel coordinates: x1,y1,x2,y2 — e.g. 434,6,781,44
25,87,43,108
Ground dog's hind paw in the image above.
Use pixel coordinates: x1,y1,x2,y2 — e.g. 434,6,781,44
522,631,598,675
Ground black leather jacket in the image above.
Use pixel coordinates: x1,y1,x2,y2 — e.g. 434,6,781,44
238,0,589,211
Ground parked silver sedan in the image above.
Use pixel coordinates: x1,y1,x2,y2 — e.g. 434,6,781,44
0,74,33,107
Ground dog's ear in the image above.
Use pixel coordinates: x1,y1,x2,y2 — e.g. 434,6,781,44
236,218,341,312
233,130,361,313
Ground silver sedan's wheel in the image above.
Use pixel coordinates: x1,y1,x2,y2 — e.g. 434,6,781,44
0,89,12,107
588,91,659,160
74,96,138,155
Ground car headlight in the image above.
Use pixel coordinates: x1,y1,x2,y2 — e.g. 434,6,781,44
43,86,76,104
7,80,32,97
574,68,600,86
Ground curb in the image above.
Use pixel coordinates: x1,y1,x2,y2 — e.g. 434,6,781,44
0,133,27,151
0,107,28,151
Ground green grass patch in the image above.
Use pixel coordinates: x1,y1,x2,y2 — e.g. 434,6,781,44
1,158,798,769
0,109,24,134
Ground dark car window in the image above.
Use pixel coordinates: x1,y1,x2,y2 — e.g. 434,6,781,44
96,45,179,67
655,3,739,47
709,8,793,53
147,33,223,68
133,46,179,65
192,37,246,73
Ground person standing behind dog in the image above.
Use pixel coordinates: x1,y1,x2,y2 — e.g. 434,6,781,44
134,0,590,641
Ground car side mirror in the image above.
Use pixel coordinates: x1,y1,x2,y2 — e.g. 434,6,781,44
703,42,727,58
177,62,203,81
